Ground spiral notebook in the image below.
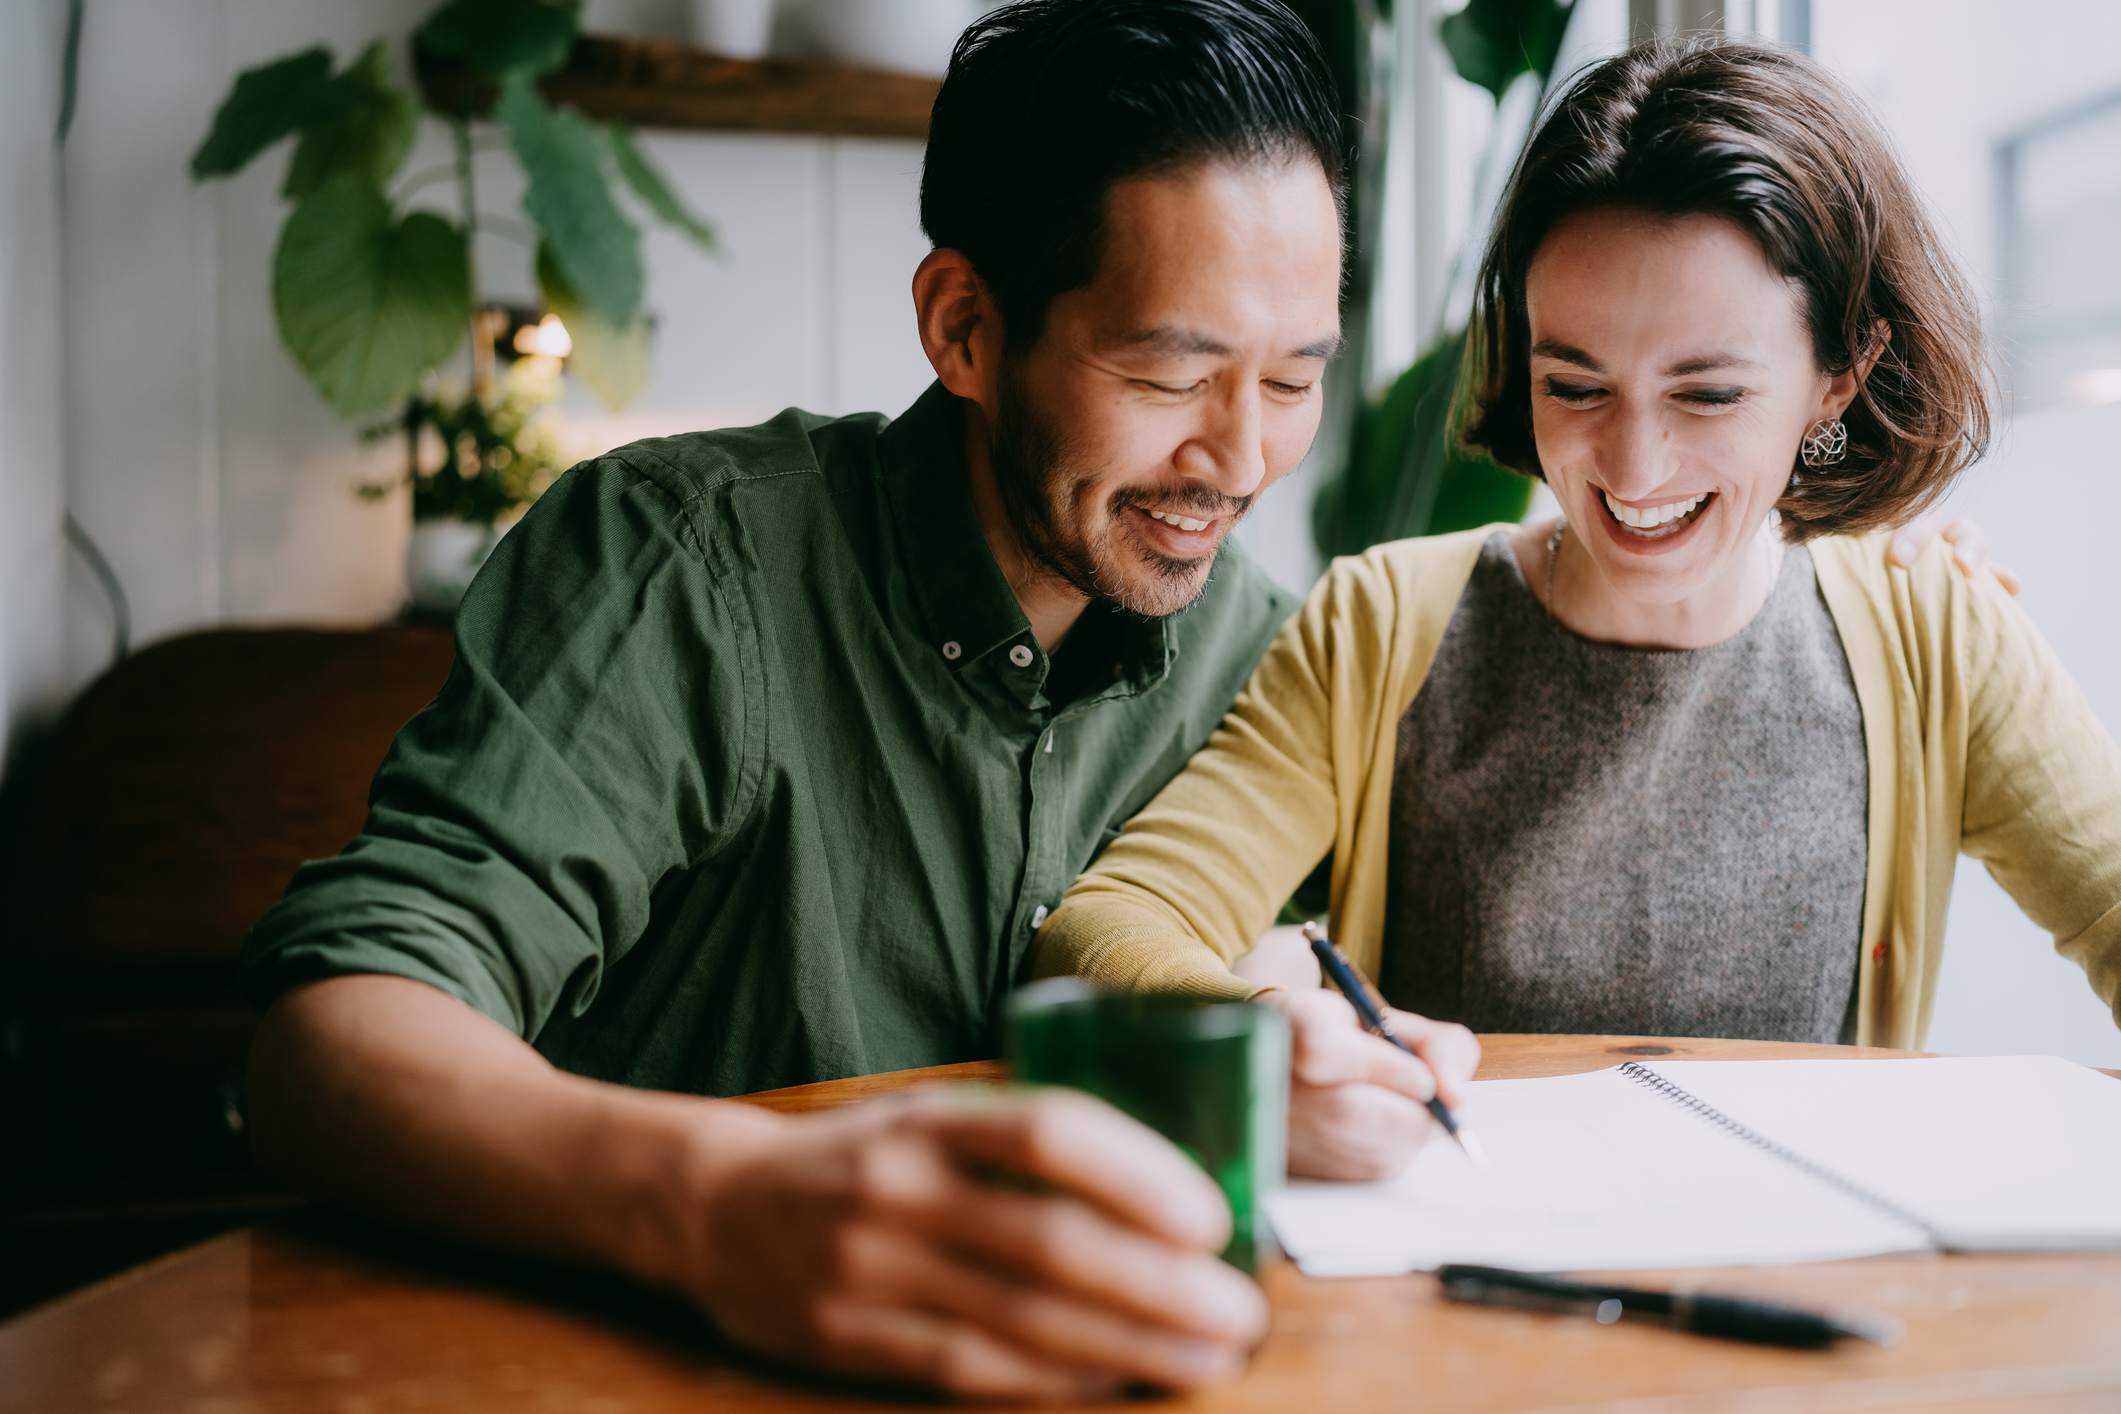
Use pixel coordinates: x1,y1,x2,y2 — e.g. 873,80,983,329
1266,1056,2121,1277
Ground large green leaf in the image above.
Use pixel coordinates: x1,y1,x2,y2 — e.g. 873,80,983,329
610,127,715,253
417,0,581,79
1439,0,1573,102
499,72,642,327
273,176,471,416
284,41,418,199
1426,443,1536,535
190,47,334,180
537,245,650,411
1314,338,1453,558
1312,330,1532,558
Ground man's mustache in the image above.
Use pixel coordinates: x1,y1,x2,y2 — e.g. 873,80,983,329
1111,486,1253,520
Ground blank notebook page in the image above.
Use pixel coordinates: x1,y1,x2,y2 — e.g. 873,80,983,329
1638,1056,2121,1251
1265,1056,2121,1278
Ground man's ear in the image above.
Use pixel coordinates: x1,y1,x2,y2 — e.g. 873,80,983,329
913,248,1004,419
1818,318,1892,422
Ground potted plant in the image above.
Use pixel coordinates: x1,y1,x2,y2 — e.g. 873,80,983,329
366,349,572,613
188,0,714,609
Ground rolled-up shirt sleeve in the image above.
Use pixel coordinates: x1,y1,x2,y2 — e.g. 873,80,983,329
239,455,757,1040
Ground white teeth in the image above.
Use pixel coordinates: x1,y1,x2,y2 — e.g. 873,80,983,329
1147,509,1210,532
1603,491,1708,534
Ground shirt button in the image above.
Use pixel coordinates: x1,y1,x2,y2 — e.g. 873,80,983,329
1030,904,1050,930
1872,942,1887,966
941,641,962,661
1009,644,1035,669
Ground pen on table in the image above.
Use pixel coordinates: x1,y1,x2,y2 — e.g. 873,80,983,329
1435,1265,1903,1350
1300,921,1486,1167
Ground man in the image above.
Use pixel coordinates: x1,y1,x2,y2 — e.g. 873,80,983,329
241,0,1466,1401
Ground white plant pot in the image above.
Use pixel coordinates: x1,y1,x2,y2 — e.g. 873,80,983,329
406,518,499,616
689,0,777,59
788,0,979,76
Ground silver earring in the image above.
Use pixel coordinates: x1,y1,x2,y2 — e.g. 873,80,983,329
1801,418,1849,469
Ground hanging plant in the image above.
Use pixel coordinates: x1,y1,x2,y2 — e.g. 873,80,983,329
188,0,711,422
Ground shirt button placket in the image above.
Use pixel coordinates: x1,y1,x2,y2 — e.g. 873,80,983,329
1020,713,1064,950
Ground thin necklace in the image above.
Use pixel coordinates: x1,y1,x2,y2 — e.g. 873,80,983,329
1544,520,1566,613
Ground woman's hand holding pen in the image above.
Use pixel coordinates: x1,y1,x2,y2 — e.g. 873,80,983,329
1266,990,1481,1180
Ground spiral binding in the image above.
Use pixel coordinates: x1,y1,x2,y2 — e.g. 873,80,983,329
1618,1062,1947,1248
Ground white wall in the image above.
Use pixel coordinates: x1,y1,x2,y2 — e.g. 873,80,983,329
1815,0,2121,1065
1,0,70,778
57,0,937,689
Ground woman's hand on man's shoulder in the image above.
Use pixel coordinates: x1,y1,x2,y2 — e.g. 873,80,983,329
1889,516,2021,596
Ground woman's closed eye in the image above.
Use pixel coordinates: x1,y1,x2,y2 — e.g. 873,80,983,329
1678,386,1748,407
1543,378,1604,405
1542,379,1751,409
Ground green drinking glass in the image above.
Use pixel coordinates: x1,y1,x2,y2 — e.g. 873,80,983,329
1004,979,1289,1273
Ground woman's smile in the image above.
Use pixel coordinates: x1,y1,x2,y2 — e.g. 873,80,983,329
1591,487,1719,555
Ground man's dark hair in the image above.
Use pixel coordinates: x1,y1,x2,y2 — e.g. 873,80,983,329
921,0,1346,351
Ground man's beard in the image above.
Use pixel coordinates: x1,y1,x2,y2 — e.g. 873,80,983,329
989,364,1249,620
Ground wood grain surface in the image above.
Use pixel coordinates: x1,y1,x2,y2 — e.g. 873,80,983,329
416,34,942,140
5,1036,2117,1414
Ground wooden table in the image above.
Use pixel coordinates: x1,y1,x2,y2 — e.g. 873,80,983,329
5,1036,2117,1413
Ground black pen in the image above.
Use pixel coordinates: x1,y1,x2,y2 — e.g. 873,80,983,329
1301,921,1486,1167
1436,1265,1902,1349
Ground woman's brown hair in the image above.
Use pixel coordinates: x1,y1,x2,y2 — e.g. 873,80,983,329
1459,39,1992,539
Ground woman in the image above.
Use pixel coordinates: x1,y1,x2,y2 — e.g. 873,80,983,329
1033,41,2121,1073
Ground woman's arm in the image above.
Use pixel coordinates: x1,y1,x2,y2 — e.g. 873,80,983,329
1034,550,1482,1179
1032,558,1360,994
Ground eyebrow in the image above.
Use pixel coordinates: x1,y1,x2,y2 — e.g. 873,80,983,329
1663,353,1761,376
1110,325,1345,362
1292,332,1345,360
1530,339,1603,371
1530,339,1760,378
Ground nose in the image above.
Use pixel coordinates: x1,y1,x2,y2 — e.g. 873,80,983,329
1174,384,1268,501
1596,404,1679,501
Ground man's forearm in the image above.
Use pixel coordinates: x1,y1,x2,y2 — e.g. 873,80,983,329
245,974,783,1291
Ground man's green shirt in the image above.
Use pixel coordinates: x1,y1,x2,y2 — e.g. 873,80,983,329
241,383,1295,1095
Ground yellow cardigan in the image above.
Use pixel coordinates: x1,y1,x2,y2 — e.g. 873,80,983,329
1033,527,2121,1048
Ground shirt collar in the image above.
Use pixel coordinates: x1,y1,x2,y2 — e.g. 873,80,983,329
879,381,1176,699
880,382,1033,674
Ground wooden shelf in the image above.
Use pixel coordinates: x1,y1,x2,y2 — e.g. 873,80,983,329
416,33,941,140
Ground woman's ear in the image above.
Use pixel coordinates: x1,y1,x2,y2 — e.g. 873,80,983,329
912,248,1004,420
1819,318,1892,421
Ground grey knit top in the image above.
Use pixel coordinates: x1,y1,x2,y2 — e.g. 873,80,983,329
1382,530,1869,1043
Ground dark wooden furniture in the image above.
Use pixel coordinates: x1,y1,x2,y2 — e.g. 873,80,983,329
0,625,456,1316
5,1036,2117,1412
415,33,942,139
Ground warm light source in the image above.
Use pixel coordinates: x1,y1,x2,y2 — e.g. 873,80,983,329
2066,367,2121,407
513,313,574,360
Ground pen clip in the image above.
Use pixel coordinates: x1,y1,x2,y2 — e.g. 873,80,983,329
1305,924,1398,1038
